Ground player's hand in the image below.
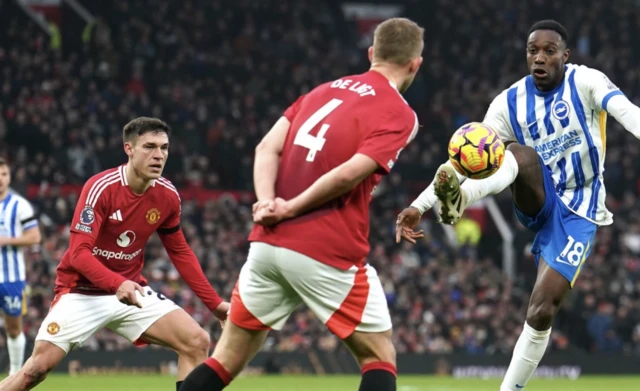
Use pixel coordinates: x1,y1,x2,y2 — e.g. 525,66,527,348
395,207,425,244
214,301,230,329
116,280,146,308
253,198,291,226
252,199,275,216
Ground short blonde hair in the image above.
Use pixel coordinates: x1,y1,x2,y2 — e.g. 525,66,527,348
373,18,424,66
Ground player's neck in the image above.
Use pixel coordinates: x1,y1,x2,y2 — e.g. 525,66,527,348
369,65,404,90
124,163,153,195
0,190,8,202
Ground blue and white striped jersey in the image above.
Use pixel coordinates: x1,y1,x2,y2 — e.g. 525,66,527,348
0,191,38,283
483,64,624,226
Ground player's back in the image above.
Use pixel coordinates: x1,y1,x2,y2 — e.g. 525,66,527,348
250,70,418,270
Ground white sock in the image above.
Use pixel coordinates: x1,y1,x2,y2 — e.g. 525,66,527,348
7,332,26,375
500,322,551,391
461,150,519,205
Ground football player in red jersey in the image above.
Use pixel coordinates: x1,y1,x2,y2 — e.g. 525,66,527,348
0,117,229,391
180,18,424,391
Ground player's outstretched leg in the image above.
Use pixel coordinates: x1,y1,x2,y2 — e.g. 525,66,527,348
179,321,269,391
0,341,66,390
435,144,522,224
440,143,567,390
343,330,397,391
488,144,576,391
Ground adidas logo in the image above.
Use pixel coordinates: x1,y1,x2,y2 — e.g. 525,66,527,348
109,210,123,222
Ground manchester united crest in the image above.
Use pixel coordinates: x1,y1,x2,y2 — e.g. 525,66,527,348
47,322,60,335
146,208,161,224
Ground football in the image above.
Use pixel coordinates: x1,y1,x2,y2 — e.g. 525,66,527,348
447,122,505,179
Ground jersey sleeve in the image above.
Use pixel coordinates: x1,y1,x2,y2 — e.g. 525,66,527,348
357,109,419,174
157,180,181,234
483,91,517,143
17,199,38,231
283,94,306,122
69,176,108,240
580,67,625,112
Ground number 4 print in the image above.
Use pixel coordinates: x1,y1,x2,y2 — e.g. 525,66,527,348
294,98,343,162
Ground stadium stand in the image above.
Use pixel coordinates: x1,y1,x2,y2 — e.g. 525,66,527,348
0,0,639,358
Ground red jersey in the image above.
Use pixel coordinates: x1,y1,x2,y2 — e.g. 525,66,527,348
250,70,419,270
55,165,181,294
54,165,223,312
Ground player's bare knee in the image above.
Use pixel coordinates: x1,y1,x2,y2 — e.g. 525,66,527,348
526,300,558,330
4,316,23,338
179,327,210,360
6,325,22,339
361,341,396,367
506,144,539,169
348,330,396,367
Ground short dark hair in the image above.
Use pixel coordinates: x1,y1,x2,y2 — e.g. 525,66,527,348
0,157,7,167
122,117,171,143
528,20,568,45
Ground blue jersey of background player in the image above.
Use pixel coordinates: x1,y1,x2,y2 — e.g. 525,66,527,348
0,158,41,375
397,20,640,391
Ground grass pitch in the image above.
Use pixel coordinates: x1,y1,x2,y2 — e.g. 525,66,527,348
7,374,638,390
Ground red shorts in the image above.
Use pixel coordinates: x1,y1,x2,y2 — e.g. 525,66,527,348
229,242,392,339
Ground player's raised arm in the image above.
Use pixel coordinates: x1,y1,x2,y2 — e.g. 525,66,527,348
67,177,131,295
157,196,228,321
585,68,640,138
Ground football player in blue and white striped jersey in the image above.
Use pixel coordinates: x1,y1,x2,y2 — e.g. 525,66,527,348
0,158,40,375
398,20,640,390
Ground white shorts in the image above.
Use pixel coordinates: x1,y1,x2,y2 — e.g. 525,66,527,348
35,287,179,353
229,242,392,339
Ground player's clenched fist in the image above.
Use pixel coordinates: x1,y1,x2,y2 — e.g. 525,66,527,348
253,197,291,226
116,280,146,308
395,206,425,244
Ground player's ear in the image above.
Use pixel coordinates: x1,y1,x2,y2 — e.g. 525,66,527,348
563,47,570,63
123,141,134,158
410,56,423,74
368,46,374,63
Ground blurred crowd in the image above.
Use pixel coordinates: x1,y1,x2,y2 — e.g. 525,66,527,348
0,0,640,356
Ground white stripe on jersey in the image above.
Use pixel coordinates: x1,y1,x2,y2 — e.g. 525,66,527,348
157,177,181,200
0,192,36,283
86,171,120,206
87,170,122,207
120,165,127,186
485,64,613,225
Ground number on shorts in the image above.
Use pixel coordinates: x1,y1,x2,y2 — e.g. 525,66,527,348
156,292,166,301
293,98,343,162
556,235,585,266
3,296,21,311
